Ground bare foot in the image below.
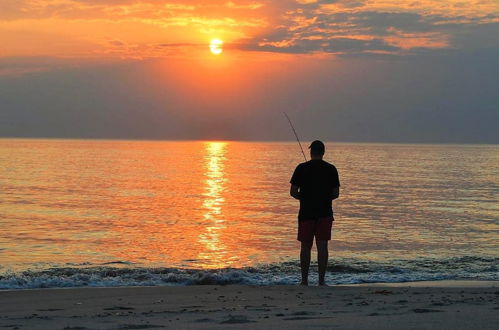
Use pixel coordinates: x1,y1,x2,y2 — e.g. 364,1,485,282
318,282,328,286
300,282,309,286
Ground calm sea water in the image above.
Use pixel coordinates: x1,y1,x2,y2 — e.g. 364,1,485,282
0,139,498,288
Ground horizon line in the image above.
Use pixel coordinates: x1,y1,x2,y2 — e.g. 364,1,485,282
1,136,498,146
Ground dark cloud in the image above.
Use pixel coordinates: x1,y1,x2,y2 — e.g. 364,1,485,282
448,22,499,49
239,36,398,54
233,1,499,56
351,12,432,34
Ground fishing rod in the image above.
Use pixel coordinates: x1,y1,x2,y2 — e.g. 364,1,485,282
283,112,307,162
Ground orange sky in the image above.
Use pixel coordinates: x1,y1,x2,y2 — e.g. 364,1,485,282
1,0,498,59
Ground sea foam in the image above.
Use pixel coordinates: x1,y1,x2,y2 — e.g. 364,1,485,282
1,256,497,290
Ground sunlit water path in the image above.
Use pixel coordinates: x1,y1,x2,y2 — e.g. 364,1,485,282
0,139,497,288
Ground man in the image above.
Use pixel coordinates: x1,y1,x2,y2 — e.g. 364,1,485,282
290,140,340,286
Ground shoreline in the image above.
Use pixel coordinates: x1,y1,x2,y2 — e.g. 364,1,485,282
342,280,499,288
1,281,498,329
1,280,498,293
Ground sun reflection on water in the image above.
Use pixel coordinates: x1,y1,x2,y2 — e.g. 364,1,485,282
197,142,228,268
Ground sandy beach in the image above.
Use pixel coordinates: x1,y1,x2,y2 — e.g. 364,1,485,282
1,281,498,329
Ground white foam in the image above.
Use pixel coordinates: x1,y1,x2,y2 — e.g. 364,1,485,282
1,256,497,290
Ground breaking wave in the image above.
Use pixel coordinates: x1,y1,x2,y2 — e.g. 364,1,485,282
1,256,497,290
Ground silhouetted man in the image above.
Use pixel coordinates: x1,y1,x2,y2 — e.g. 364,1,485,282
290,140,340,286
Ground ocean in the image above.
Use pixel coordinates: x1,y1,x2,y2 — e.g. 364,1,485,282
0,139,497,289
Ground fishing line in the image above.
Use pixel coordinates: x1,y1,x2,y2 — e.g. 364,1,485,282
283,112,307,162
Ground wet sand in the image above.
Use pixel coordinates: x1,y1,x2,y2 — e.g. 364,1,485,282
1,281,498,329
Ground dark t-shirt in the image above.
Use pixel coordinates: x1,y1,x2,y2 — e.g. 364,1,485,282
290,159,340,221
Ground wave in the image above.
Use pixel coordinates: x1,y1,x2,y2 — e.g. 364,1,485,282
1,256,497,290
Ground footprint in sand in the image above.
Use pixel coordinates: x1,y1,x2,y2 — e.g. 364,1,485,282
117,324,163,329
373,290,394,295
283,316,333,321
104,306,136,311
291,311,316,316
413,308,443,313
194,318,216,323
220,315,256,324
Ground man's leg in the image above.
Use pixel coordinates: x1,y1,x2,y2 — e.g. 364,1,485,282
300,240,313,285
316,240,328,286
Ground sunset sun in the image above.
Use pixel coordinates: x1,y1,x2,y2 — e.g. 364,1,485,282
209,39,223,55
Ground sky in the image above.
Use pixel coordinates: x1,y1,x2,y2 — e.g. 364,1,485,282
0,0,498,143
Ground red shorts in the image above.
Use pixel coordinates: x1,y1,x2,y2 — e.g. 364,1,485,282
297,216,334,242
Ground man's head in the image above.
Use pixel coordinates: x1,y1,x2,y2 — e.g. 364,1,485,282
309,140,325,159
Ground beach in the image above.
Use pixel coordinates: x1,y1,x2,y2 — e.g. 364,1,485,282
1,281,498,329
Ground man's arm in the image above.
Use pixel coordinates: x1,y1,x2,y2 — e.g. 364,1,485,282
331,186,340,200
290,184,300,200
331,166,340,200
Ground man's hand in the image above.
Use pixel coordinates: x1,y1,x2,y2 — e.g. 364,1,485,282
290,184,300,200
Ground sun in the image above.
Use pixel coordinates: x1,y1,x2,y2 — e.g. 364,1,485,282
209,39,223,55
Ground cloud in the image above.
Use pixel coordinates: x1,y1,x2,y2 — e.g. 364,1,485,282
239,36,399,55
0,56,139,77
233,1,499,56
0,0,265,20
0,57,63,77
93,39,208,59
